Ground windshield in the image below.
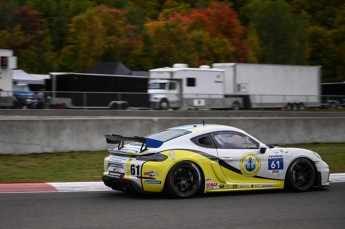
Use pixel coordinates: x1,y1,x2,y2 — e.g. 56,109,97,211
13,85,30,92
147,129,191,142
149,82,167,90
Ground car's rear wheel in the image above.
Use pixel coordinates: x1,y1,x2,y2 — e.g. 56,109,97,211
165,161,203,198
285,158,316,192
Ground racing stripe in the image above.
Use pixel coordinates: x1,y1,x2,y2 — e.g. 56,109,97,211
219,159,283,181
219,159,241,174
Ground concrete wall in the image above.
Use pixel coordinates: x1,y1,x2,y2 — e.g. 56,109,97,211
1,116,344,154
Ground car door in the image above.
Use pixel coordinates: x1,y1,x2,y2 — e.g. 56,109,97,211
211,131,279,183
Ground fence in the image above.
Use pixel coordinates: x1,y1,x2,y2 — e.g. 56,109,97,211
1,90,345,109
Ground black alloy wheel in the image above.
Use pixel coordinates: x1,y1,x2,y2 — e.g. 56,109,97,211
165,161,203,198
285,158,316,192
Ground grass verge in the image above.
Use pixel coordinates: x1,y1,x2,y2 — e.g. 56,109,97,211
0,143,344,183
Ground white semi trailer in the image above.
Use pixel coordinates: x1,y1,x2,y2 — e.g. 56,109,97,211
149,63,321,110
0,49,17,107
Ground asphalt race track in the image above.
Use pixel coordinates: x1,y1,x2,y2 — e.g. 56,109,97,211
1,183,344,229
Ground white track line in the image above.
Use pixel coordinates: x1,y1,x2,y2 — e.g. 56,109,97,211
48,182,112,192
329,173,345,183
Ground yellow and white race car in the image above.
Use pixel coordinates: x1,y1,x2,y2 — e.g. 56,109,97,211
102,124,330,198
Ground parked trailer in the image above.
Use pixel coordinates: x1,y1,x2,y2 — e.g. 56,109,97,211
46,73,149,109
149,63,321,110
322,82,345,108
213,63,321,109
0,49,17,108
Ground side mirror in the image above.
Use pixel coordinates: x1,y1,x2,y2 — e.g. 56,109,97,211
259,144,267,154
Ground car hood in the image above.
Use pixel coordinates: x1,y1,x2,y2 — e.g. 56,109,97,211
14,92,35,97
148,89,167,94
271,147,320,161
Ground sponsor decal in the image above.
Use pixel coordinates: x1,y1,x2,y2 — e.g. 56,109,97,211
109,163,124,169
109,157,126,163
205,178,212,182
108,163,127,173
144,171,159,177
240,184,250,188
169,151,176,161
240,153,261,177
263,184,271,188
273,149,290,157
206,182,219,190
108,171,122,177
144,180,162,184
268,155,284,170
223,184,238,189
239,184,275,189
219,184,225,188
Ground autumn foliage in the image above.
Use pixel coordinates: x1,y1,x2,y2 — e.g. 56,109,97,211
0,0,344,82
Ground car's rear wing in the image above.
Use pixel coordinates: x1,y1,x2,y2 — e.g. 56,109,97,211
105,134,163,152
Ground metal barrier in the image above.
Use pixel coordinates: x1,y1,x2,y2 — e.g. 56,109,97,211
1,90,345,109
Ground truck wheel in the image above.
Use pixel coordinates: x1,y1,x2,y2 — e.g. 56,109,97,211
299,103,305,110
159,99,170,110
109,101,128,110
232,102,240,110
285,103,293,110
13,101,22,109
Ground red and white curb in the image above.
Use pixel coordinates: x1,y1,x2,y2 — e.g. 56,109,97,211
0,173,344,193
0,182,111,193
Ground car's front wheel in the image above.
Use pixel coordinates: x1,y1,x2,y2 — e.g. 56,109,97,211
165,161,203,198
285,158,316,192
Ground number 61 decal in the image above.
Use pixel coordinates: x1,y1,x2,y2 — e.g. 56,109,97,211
130,164,141,176
268,155,284,170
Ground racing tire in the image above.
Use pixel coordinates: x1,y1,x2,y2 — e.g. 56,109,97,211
165,161,203,198
159,99,170,110
285,158,316,192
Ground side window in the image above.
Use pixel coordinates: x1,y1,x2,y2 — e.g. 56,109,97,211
212,131,259,149
169,82,176,90
187,78,196,87
191,134,216,148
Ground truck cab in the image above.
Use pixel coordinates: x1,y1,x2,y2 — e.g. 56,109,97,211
13,84,39,108
148,79,180,110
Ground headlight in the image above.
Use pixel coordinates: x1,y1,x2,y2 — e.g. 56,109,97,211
313,151,322,159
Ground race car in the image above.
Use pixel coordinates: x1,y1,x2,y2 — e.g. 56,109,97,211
102,124,330,198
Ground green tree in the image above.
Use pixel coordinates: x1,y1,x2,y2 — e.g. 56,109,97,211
242,0,309,64
59,5,141,72
146,19,197,67
287,0,345,81
0,6,56,73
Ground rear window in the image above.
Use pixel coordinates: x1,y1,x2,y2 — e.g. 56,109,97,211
147,129,191,142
